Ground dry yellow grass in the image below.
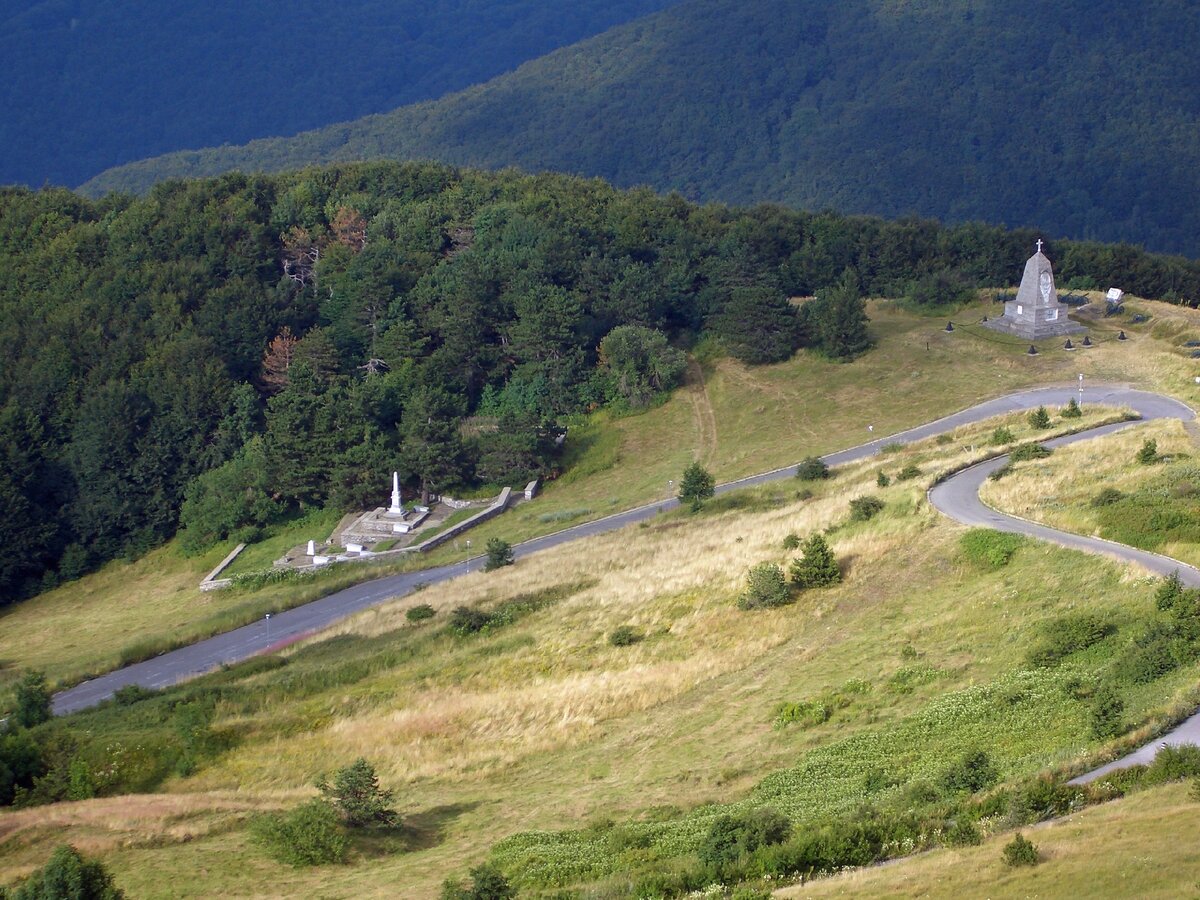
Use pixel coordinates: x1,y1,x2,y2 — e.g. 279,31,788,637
980,417,1200,567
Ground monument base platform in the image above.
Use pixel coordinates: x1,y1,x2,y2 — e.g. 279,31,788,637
981,317,1086,340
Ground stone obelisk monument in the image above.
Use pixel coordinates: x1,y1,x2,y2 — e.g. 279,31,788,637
387,471,404,516
984,240,1085,339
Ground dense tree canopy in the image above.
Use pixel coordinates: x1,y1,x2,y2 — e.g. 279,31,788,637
2,160,1198,604
84,0,1200,256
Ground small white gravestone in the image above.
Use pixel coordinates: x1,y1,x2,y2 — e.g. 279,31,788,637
1107,288,1125,303
313,555,330,565
346,543,363,553
306,539,316,556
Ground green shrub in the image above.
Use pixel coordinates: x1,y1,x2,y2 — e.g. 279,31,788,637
12,671,52,728
1061,397,1083,419
1155,571,1186,613
789,533,841,588
848,495,885,522
1009,442,1052,462
678,461,717,511
112,684,156,706
1089,685,1125,739
1091,487,1126,507
876,470,890,487
406,604,436,622
773,699,832,729
252,799,347,867
484,538,515,571
1027,406,1051,429
1111,621,1196,684
988,463,1013,481
895,463,921,482
697,808,791,870
959,529,1023,569
609,625,644,647
1002,833,1039,867
887,664,943,694
1027,614,1116,667
944,818,982,847
316,758,397,827
1008,778,1085,824
1136,438,1159,465
5,844,123,899
782,532,800,550
448,606,492,636
989,426,1016,445
738,563,791,610
441,863,516,900
939,749,998,794
796,456,830,481
1140,744,1200,785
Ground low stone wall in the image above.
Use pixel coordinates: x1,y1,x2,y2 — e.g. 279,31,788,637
199,542,246,593
415,487,511,552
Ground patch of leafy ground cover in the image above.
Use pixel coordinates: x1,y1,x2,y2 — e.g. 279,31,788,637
789,778,1200,899
221,507,346,576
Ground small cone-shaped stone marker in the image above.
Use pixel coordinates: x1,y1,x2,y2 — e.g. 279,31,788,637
982,315,988,322
1117,330,1127,341
1082,335,1092,347
945,321,954,332
1027,344,1039,355
1064,339,1074,350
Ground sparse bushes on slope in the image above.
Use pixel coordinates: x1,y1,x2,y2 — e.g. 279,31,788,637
4,844,124,899
789,534,841,588
678,462,716,511
1027,406,1051,430
959,529,1022,569
849,495,885,522
738,563,791,610
1002,833,1039,867
795,456,830,481
252,799,348,867
484,538,515,572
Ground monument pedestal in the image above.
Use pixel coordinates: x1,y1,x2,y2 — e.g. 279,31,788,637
983,242,1086,340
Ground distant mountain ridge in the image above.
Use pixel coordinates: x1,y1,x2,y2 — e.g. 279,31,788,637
83,0,1200,256
0,0,676,187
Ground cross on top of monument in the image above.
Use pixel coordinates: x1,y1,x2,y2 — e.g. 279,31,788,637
1036,239,1044,253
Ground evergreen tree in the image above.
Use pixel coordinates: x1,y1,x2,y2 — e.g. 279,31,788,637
316,758,398,828
1136,438,1159,465
806,270,871,359
789,534,841,588
401,386,468,504
678,462,716,511
484,538,515,571
6,845,123,900
1027,406,1051,429
710,285,802,365
1090,684,1125,739
13,670,52,729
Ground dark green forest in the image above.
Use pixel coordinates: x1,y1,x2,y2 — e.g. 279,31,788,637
85,0,1200,256
3,160,1199,605
0,0,674,187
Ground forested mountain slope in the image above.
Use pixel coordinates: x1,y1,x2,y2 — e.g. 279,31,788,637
85,0,1200,256
4,160,1199,606
0,0,676,187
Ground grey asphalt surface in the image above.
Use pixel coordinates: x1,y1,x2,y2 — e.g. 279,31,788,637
52,383,1200,788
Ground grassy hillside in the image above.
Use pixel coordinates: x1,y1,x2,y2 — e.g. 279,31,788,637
3,294,1193,696
0,0,675,187
3,410,1198,896
785,779,1200,899
84,0,1200,255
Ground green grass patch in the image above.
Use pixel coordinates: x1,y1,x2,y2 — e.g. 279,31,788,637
960,529,1024,569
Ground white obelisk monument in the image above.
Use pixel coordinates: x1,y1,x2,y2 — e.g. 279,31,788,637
388,471,404,516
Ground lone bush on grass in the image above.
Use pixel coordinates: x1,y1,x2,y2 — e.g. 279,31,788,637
876,470,890,487
1136,438,1159,465
316,758,397,828
441,863,516,900
406,604,436,622
1009,442,1052,462
1089,685,1125,739
796,456,830,481
4,844,124,899
609,625,644,647
944,818,983,847
678,461,716,511
484,538,514,571
1002,833,1039,867
1027,406,1051,430
988,462,1013,481
849,495,885,522
895,463,921,482
448,606,492,635
782,532,800,550
990,426,1016,445
1091,487,1125,507
1061,397,1083,419
12,671,52,728
1027,613,1116,667
1155,571,1185,613
790,534,841,589
698,808,791,870
252,799,347,867
738,563,791,610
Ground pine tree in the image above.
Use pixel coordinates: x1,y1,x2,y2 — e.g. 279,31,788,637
261,326,299,394
678,461,716,510
1027,406,1051,429
316,758,398,828
789,534,841,588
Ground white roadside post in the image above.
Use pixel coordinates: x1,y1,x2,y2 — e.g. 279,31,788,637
1079,373,1084,411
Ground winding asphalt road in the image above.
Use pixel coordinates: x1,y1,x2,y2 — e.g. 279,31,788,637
50,383,1200,781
